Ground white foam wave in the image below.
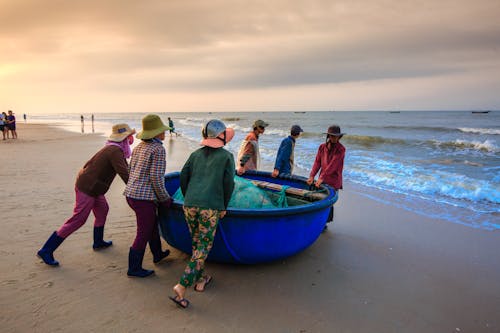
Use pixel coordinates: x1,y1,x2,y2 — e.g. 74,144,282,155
432,139,499,153
456,139,499,153
459,127,500,135
178,118,205,128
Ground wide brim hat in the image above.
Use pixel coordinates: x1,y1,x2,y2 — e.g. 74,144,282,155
136,114,171,140
200,128,235,148
323,125,345,138
108,123,136,142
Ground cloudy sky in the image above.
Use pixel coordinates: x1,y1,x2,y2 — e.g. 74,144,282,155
1,0,500,114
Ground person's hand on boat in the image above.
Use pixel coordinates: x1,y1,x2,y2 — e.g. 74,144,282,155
237,166,245,175
271,169,279,178
314,178,323,188
306,177,314,185
219,210,227,219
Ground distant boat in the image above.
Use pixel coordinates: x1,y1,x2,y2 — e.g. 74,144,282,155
471,111,490,114
389,111,401,114
294,111,306,114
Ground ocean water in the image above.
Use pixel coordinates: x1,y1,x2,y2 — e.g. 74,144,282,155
29,111,500,230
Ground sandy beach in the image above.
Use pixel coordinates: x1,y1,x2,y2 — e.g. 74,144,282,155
1,123,499,333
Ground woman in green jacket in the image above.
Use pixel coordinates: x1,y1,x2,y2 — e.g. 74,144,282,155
170,119,235,309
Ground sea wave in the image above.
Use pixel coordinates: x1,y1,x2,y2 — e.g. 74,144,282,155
367,125,500,136
347,157,500,206
343,135,408,147
380,125,454,132
343,135,500,153
430,139,499,153
458,127,500,135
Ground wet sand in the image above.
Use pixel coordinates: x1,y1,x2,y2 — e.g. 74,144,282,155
1,123,499,332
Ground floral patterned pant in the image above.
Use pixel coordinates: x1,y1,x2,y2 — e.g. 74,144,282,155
179,206,220,287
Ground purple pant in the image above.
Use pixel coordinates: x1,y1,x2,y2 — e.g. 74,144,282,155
126,197,161,251
57,187,109,238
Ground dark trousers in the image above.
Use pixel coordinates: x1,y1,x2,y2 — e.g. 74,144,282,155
126,197,161,251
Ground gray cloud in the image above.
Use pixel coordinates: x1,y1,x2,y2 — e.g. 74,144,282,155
1,0,500,107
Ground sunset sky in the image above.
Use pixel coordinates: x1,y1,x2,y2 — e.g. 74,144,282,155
1,0,500,114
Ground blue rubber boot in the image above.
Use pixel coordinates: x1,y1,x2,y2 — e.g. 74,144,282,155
37,231,65,266
127,248,154,278
92,226,113,250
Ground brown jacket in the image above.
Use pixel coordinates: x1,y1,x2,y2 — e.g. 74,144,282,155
75,145,129,197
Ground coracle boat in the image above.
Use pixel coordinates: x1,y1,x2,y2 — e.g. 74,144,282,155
158,170,338,264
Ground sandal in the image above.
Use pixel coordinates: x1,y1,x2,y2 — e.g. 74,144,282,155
169,296,190,309
194,275,212,292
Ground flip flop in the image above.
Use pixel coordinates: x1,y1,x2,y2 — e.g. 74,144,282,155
169,296,190,309
194,275,212,292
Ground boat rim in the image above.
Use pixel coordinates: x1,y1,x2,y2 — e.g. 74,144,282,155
165,170,338,217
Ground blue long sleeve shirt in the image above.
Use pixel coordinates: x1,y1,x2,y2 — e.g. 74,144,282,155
273,136,295,175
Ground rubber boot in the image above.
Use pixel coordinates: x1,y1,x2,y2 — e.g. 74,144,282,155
127,248,154,278
149,236,170,264
37,231,65,266
92,226,113,250
322,206,334,233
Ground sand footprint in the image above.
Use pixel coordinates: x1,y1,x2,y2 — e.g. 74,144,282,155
1,279,18,286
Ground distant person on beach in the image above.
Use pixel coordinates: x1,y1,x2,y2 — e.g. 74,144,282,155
167,117,178,137
37,124,136,266
23,113,26,123
0,112,6,140
124,114,172,278
170,119,235,309
6,110,17,139
237,119,269,175
307,125,345,228
272,125,303,178
91,114,95,133
80,115,84,133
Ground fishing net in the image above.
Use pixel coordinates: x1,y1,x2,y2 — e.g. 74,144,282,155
172,176,289,209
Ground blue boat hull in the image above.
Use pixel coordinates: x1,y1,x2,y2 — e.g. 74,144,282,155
159,170,338,264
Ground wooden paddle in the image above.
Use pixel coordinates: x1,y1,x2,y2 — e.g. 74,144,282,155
250,179,328,201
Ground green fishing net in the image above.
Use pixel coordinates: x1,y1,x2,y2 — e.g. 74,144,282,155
172,176,289,209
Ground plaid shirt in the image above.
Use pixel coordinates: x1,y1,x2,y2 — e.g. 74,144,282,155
124,139,170,202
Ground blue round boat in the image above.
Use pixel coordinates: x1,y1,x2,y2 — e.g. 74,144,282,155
158,170,338,264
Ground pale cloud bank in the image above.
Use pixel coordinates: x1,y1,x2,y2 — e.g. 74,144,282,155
1,0,499,113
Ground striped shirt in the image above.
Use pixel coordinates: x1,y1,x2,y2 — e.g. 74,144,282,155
124,139,170,202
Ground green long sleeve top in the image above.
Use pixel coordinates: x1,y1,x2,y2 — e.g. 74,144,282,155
180,146,235,210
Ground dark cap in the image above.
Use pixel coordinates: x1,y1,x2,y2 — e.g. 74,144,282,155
324,125,345,137
291,125,303,136
253,119,269,129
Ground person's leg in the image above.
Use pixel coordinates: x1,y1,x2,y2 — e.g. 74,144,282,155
92,195,112,249
180,207,218,287
38,188,94,265
183,206,200,255
126,198,156,277
324,192,339,232
172,208,218,305
92,194,109,227
57,188,95,238
148,220,170,263
129,200,157,251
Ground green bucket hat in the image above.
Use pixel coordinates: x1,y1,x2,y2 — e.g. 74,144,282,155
136,114,171,140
